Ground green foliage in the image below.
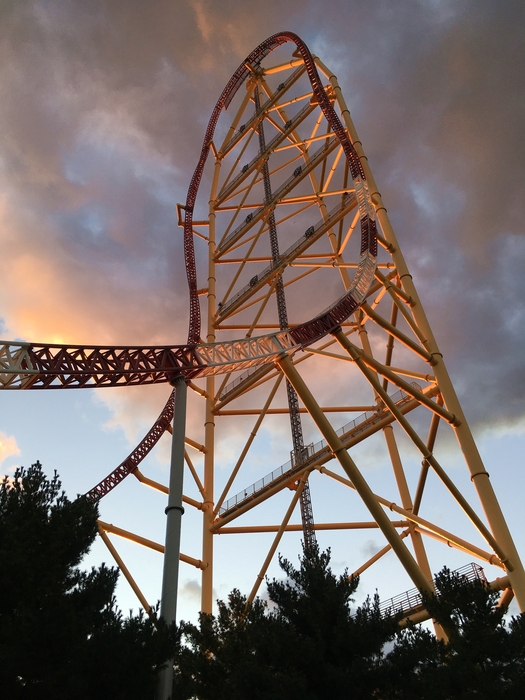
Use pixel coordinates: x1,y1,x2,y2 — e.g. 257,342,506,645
175,589,300,700
0,462,174,700
174,544,399,699
266,546,399,698
7,462,522,699
381,567,525,699
173,548,525,700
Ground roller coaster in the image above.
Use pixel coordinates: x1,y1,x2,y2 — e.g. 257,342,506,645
2,33,524,659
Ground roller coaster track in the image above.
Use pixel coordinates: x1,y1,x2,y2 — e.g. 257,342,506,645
4,31,525,628
0,32,377,392
0,333,297,389
182,31,377,346
0,32,377,504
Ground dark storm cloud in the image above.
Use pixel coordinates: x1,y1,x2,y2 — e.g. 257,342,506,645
310,0,525,431
0,0,522,433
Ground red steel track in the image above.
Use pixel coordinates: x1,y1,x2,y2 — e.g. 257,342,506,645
4,32,376,391
183,31,377,347
13,343,204,389
86,390,175,501
2,33,378,500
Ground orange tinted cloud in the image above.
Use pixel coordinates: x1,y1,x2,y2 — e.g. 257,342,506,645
0,0,523,441
0,432,20,466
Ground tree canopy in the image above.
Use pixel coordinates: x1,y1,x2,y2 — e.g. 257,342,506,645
382,567,525,699
174,546,398,699
0,461,174,700
173,545,525,700
2,461,524,699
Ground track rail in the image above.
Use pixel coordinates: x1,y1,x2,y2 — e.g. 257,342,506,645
182,31,377,348
1,33,377,392
0,332,296,389
0,33,379,507
86,391,175,501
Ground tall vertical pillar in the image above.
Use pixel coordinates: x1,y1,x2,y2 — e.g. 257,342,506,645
157,375,187,700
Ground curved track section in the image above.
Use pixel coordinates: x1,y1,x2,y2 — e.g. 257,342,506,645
183,31,377,348
0,332,296,388
0,33,378,504
0,32,377,389
86,390,175,501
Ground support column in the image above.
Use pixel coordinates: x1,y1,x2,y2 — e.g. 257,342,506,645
383,424,446,639
276,354,435,599
383,425,431,574
201,376,215,614
364,172,525,608
201,157,221,614
320,64,525,611
157,375,187,700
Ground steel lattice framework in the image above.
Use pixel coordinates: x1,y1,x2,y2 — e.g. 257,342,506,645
2,32,524,633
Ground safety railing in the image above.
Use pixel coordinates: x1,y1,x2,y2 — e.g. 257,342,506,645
378,562,488,618
218,384,420,516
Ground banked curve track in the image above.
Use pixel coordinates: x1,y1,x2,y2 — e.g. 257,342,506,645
0,32,377,500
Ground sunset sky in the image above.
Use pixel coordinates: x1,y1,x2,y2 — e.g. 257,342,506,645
1,0,523,621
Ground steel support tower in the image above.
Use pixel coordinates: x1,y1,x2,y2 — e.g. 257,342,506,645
1,33,524,632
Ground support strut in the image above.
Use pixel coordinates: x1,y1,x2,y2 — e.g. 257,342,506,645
157,375,187,700
255,84,317,554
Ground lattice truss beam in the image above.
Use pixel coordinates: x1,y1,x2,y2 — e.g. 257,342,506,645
2,34,523,621
0,333,297,389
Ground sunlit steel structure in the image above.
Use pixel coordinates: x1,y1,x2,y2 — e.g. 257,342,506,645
2,33,523,654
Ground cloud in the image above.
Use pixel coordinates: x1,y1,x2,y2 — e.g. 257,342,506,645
361,539,381,559
179,578,202,605
0,432,20,465
0,0,523,450
179,577,217,607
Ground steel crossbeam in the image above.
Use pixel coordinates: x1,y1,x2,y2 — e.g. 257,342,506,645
214,136,339,258
216,191,357,321
220,64,307,158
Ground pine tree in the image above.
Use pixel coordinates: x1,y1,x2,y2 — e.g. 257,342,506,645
381,567,525,699
174,544,399,699
0,462,174,700
266,545,400,698
173,546,525,699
